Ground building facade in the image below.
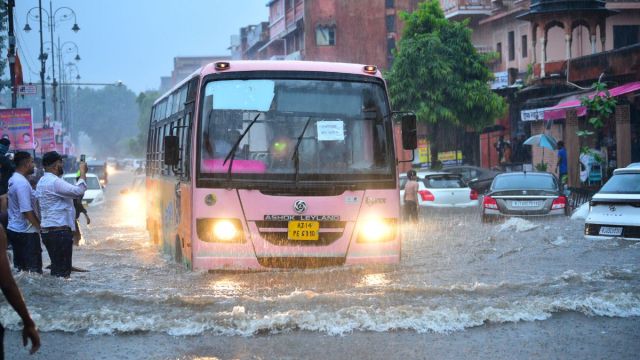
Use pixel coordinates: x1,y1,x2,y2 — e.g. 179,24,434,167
233,0,423,68
159,56,231,93
443,0,640,185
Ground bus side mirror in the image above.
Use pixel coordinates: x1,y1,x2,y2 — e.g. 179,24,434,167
401,114,417,150
163,136,179,166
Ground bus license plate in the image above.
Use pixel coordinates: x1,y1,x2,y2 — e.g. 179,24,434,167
599,226,623,236
288,221,319,241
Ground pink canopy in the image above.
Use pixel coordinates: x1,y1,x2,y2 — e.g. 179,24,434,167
544,81,640,120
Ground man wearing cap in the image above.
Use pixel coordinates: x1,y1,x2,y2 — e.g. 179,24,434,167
36,151,87,278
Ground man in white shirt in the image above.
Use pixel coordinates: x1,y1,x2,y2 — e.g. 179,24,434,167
7,152,41,273
36,151,87,278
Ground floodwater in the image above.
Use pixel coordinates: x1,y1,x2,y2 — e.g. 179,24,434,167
2,171,639,339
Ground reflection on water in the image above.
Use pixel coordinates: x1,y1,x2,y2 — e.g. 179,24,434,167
1,171,639,337
208,278,243,297
359,273,389,288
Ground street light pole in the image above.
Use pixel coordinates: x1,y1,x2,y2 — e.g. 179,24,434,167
49,1,58,124
38,0,47,126
25,3,80,128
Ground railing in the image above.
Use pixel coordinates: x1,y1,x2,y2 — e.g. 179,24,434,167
567,187,597,210
442,0,493,17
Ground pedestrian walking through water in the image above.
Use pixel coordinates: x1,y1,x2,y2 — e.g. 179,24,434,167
7,151,42,273
35,151,87,278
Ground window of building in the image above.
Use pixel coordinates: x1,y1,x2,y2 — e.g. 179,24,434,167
508,31,515,61
386,0,395,9
386,15,396,33
522,35,528,58
613,25,640,49
316,26,336,46
496,42,502,63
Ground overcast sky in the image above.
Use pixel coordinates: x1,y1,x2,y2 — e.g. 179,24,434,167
13,0,267,94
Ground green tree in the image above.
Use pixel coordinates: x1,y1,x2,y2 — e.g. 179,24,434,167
386,0,506,164
69,85,139,156
128,90,160,155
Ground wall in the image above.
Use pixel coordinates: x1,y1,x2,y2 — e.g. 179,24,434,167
304,0,389,67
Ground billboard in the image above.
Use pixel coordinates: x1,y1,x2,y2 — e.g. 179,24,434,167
34,128,56,154
0,108,35,150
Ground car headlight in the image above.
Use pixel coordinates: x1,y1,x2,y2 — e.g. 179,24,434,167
196,218,245,243
357,218,397,243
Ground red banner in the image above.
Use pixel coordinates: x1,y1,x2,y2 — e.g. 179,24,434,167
0,108,34,150
34,128,56,154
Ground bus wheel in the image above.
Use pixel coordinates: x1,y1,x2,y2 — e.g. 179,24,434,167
175,237,183,264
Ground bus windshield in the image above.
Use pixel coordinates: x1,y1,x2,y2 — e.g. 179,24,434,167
199,78,393,182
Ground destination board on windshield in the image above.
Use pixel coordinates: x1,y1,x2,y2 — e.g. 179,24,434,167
288,221,320,241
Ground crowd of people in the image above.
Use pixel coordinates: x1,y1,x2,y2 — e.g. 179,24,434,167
0,138,90,356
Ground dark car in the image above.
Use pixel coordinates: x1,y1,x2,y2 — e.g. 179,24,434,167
442,165,502,194
87,160,108,186
481,172,568,222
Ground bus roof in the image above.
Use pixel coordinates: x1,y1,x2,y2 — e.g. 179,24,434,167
154,60,383,106
200,60,383,78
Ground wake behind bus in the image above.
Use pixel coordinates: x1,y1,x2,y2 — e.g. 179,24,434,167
146,60,417,270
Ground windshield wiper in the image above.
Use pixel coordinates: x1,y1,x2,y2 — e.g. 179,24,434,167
223,112,263,181
291,116,313,185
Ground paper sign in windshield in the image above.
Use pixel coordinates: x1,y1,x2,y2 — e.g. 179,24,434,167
317,121,344,141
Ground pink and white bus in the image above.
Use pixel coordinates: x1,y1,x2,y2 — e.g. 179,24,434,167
146,60,417,270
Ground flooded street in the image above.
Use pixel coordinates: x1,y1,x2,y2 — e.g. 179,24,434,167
2,171,640,359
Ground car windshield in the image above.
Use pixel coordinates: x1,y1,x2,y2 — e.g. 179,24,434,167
423,175,465,188
599,173,640,194
493,175,557,190
198,78,392,182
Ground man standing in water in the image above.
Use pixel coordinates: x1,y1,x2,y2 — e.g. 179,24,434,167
7,152,41,273
36,151,87,278
0,225,41,357
403,169,419,223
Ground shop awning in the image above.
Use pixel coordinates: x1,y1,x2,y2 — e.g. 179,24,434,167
544,81,640,120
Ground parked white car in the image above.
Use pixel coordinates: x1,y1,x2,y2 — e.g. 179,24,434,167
400,171,479,208
584,166,640,241
62,173,106,207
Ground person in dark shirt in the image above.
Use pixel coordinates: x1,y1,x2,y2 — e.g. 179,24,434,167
556,141,568,184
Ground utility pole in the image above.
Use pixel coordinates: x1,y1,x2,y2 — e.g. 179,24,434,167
38,0,48,126
7,0,17,107
49,0,58,123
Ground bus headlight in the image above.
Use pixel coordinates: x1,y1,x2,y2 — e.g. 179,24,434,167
213,220,239,241
357,218,397,243
196,218,245,243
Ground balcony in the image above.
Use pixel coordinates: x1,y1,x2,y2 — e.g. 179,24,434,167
442,0,493,20
246,23,270,51
270,0,304,40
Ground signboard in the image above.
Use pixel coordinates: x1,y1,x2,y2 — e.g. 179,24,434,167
520,107,549,122
17,85,37,95
491,71,509,90
0,108,35,150
316,121,345,141
418,138,429,163
34,128,56,154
